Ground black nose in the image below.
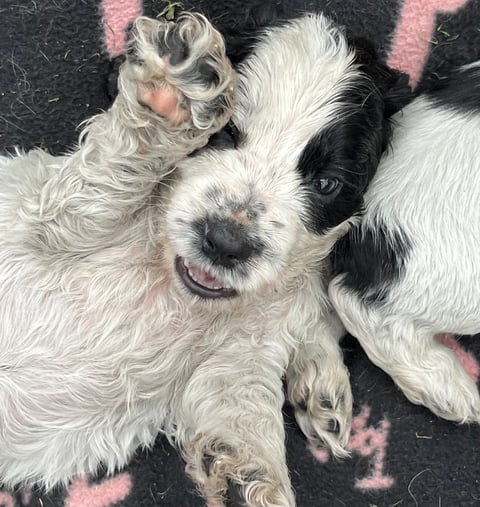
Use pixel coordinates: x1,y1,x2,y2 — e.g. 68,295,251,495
201,217,256,268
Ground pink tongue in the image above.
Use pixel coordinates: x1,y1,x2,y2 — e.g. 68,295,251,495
187,262,224,290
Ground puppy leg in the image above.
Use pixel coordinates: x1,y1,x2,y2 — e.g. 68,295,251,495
329,278,480,423
178,350,295,507
26,13,235,254
286,311,352,457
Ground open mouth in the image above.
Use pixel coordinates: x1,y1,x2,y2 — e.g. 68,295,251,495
175,256,238,299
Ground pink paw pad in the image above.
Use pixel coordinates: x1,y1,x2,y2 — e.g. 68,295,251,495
138,84,191,124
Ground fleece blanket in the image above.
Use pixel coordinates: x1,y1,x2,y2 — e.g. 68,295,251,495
1,0,480,506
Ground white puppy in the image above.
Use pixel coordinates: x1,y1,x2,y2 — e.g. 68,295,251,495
330,62,480,425
0,12,407,506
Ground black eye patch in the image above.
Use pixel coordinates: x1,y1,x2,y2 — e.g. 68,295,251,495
296,108,381,234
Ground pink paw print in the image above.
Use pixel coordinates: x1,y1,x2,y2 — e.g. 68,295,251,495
103,0,143,57
65,474,132,507
388,0,470,87
311,405,394,490
0,473,132,507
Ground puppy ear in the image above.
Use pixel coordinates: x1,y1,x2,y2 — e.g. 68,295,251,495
349,37,413,118
382,70,412,118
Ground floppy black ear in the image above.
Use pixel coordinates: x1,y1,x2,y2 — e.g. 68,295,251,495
382,70,412,118
349,37,413,119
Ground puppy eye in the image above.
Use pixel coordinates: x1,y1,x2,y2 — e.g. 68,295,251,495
316,177,341,195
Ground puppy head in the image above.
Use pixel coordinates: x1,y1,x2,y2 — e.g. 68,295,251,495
166,14,411,302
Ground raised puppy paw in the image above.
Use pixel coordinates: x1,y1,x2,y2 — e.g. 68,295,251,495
121,13,236,132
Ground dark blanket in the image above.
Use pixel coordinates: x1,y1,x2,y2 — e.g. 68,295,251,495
1,1,480,506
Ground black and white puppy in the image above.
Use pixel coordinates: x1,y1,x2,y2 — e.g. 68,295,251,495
0,12,408,506
330,62,480,425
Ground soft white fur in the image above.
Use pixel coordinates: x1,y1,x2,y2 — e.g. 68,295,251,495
0,12,368,506
330,62,480,424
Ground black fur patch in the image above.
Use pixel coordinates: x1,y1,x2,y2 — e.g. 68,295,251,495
332,221,411,303
297,122,371,235
297,43,411,235
428,64,480,113
296,80,388,233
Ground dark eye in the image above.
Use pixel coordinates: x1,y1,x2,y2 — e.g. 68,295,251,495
315,177,341,195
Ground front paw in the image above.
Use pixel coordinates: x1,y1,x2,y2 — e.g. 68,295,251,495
186,440,294,507
124,13,235,130
289,366,353,458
